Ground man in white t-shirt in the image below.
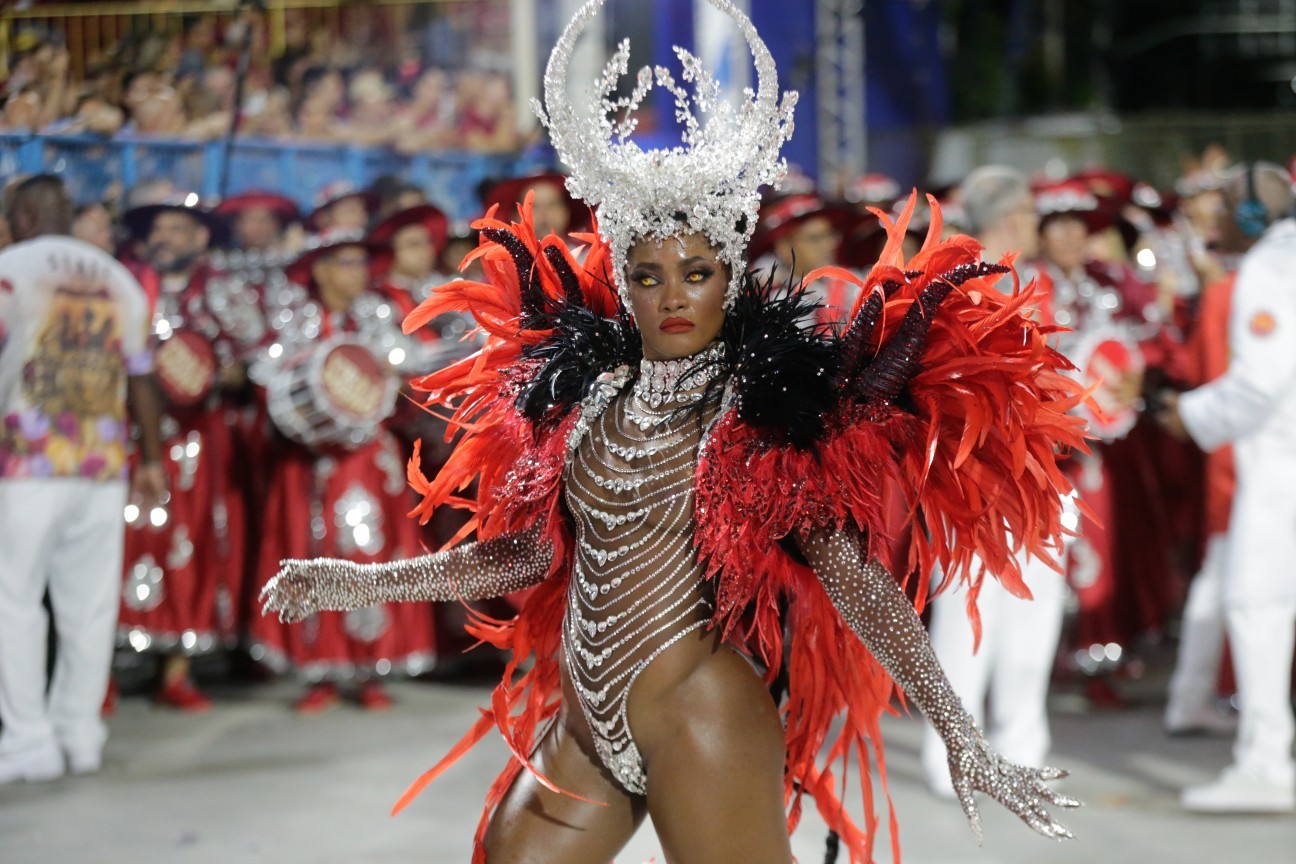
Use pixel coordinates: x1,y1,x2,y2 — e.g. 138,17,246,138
0,174,164,783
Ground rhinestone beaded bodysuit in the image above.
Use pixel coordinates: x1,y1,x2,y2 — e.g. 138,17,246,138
561,346,727,794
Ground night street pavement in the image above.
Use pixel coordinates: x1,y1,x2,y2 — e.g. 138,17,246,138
2,664,1292,864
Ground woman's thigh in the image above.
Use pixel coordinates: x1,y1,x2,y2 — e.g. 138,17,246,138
483,715,647,864
639,655,791,864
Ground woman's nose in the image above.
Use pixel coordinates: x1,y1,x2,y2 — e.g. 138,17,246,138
659,279,689,311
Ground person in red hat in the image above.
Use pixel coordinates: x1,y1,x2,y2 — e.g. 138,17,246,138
367,204,450,322
1028,178,1180,706
751,192,857,327
367,205,492,666
213,191,301,258
116,192,264,711
480,172,589,242
246,229,438,713
304,181,375,234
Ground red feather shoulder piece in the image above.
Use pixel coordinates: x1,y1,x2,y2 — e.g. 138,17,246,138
693,194,1092,862
699,192,1091,638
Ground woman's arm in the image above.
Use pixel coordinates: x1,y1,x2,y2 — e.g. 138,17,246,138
797,527,1079,841
261,524,553,622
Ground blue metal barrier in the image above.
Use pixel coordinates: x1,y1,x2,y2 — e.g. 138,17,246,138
0,133,545,222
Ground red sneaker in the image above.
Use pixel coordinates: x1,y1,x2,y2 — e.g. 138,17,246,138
357,681,393,712
155,678,213,712
295,682,341,715
1084,676,1126,710
101,678,117,718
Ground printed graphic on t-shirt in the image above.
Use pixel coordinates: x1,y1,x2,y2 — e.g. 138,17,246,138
2,284,128,479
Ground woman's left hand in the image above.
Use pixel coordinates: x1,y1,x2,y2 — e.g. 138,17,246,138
945,726,1080,842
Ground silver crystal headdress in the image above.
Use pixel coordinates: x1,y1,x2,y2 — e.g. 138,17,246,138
534,0,797,308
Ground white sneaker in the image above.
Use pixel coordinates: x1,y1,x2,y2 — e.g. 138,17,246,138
1164,704,1238,737
0,744,65,785
64,749,102,775
1182,766,1296,814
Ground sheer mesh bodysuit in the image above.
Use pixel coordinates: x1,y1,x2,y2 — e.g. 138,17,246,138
561,356,726,794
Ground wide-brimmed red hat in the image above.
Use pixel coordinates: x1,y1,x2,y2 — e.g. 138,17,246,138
214,191,300,225
285,228,379,287
1070,169,1153,244
122,191,230,246
844,172,901,206
304,180,378,231
1034,180,1115,235
366,203,450,251
480,172,589,232
750,193,855,261
1070,168,1135,208
1127,181,1176,226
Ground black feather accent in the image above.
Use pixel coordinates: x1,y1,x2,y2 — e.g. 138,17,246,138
945,261,1009,287
482,227,551,320
543,244,585,307
835,278,903,385
517,293,640,425
721,269,839,449
839,262,1005,404
851,279,954,407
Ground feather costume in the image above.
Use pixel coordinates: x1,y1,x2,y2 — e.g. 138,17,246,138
393,192,1090,862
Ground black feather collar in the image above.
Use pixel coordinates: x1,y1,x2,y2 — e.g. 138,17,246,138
516,267,839,449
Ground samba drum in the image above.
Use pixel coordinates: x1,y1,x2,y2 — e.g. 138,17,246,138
154,329,218,407
267,336,398,449
1072,325,1145,441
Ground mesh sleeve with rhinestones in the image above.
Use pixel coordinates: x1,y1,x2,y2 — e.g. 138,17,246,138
261,525,554,621
799,528,974,740
798,527,1079,841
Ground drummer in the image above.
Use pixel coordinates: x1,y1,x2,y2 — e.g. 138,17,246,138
116,191,261,712
246,229,438,714
304,180,375,234
212,190,303,264
1028,178,1175,706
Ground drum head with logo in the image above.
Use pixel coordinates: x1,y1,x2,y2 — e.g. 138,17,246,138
1074,326,1145,440
319,342,390,423
154,330,218,407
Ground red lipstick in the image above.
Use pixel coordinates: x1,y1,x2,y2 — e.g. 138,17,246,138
659,317,695,333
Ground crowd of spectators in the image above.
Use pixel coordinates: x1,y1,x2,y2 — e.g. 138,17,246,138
0,5,525,154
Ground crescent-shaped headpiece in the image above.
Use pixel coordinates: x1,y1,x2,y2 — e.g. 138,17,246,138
534,0,798,307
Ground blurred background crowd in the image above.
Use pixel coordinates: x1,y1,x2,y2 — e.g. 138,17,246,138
1,0,1296,829
2,2,523,152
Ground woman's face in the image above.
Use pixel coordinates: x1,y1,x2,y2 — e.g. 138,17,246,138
626,232,729,361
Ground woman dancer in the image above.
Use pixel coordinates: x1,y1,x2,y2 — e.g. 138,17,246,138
263,2,1086,861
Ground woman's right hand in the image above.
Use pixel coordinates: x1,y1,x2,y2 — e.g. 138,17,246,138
260,558,355,622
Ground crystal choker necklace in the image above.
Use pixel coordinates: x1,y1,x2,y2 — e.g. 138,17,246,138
632,341,728,408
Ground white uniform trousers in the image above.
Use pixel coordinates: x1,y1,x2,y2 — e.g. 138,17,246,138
921,553,1068,793
1165,534,1229,722
1226,602,1296,785
0,479,126,764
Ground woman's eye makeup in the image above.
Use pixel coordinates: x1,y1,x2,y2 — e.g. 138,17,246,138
685,267,714,283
